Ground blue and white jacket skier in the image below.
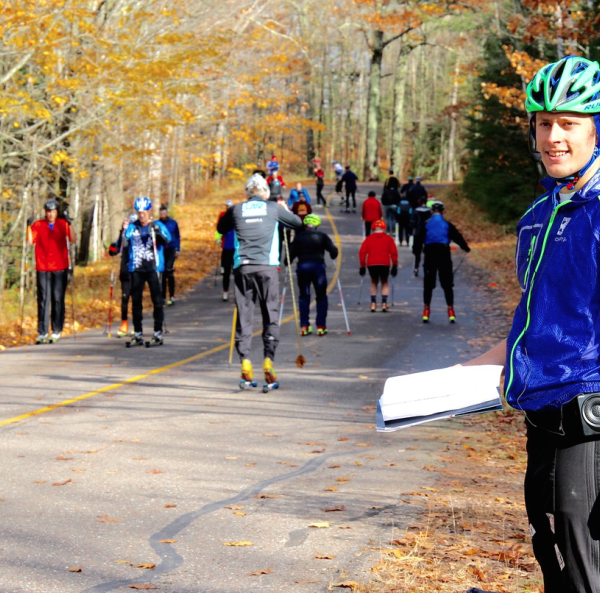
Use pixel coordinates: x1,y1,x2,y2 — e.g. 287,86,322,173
124,220,171,273
505,168,600,411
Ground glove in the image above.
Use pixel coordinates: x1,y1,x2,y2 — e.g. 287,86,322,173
108,243,119,256
27,217,33,227
63,209,72,224
391,265,398,277
359,267,366,276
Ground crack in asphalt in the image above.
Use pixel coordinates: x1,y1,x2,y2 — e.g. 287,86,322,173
81,449,357,593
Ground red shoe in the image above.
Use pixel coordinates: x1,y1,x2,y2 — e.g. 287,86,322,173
448,306,456,323
422,306,430,323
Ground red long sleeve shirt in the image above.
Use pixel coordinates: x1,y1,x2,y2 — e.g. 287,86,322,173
361,197,383,223
359,232,398,267
30,218,71,272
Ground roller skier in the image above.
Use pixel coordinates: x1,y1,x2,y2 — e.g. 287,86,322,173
123,197,171,347
217,174,302,391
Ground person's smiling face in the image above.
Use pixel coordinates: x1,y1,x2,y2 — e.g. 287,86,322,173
536,111,597,179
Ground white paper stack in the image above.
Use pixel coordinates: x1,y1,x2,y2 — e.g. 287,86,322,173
376,365,504,432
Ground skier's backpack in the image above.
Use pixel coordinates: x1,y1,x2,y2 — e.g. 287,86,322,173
269,178,282,198
398,199,411,214
381,187,399,206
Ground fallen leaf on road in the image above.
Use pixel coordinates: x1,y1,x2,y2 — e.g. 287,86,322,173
333,581,362,590
223,541,252,546
253,494,282,499
225,505,244,510
129,586,157,590
325,487,338,492
295,579,320,584
309,521,330,528
52,479,72,486
234,512,246,516
338,525,352,529
67,567,83,572
298,441,328,446
323,506,346,512
133,563,156,569
312,449,325,453
338,437,349,441
354,443,373,447
34,480,46,484
147,470,163,474
56,456,73,461
158,539,177,544
72,468,86,472
315,554,336,559
249,568,271,575
328,465,341,469
225,456,238,460
165,504,177,508
97,515,120,523
358,375,369,379
355,461,362,466
336,478,350,483
115,560,130,564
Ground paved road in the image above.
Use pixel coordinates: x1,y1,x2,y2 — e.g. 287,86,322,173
0,183,502,593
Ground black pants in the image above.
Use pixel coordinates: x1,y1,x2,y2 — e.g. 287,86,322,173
120,273,131,321
413,235,424,270
364,221,373,237
316,182,326,206
297,261,328,328
221,249,234,292
525,403,600,592
397,212,411,245
36,270,69,335
423,244,453,306
233,266,279,361
161,248,177,299
131,271,163,333
345,189,356,209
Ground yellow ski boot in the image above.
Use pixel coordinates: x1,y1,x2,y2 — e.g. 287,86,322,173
262,358,279,393
239,359,257,390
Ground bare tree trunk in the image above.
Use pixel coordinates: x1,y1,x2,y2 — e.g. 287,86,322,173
364,29,383,181
446,52,460,182
77,143,103,265
391,42,406,176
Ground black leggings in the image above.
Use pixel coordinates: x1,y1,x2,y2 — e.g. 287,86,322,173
36,270,69,335
131,271,163,333
221,249,234,292
161,248,177,299
423,244,453,306
345,189,356,209
120,274,131,321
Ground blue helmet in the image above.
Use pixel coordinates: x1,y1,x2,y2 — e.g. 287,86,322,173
133,196,152,212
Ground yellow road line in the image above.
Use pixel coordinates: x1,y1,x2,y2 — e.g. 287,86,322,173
0,197,345,428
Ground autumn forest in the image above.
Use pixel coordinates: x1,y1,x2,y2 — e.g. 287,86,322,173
1,0,599,314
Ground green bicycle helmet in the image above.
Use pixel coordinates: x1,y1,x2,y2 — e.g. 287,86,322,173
525,56,600,114
303,214,321,227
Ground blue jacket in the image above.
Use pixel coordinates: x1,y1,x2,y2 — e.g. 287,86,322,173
160,217,180,251
124,220,171,273
288,188,311,209
505,169,600,411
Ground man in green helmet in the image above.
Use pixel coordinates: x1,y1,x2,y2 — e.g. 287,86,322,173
463,56,600,592
289,214,338,336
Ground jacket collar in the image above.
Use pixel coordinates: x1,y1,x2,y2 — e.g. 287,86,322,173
540,165,600,203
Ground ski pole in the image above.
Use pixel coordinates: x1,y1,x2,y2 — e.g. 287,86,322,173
337,277,351,336
278,268,287,326
283,233,305,368
391,275,395,307
357,275,365,305
453,253,467,277
229,306,237,365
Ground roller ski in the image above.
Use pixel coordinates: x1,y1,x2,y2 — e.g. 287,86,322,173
35,333,48,345
126,332,144,347
239,359,257,390
262,358,279,393
145,330,164,347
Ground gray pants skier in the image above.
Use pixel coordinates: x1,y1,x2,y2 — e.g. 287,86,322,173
233,265,279,360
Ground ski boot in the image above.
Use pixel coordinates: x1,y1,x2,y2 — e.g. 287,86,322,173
117,320,129,338
381,302,389,312
222,292,228,301
448,306,456,323
422,305,430,323
35,333,48,345
370,302,377,313
301,325,312,336
317,326,328,337
166,297,176,306
146,330,164,347
49,332,61,343
126,332,144,347
239,359,257,390
262,357,279,393
414,268,418,277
